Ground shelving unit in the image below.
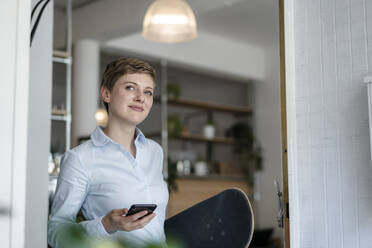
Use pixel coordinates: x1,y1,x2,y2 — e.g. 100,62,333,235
147,131,235,144
48,0,72,214
155,96,252,115
178,174,246,181
173,132,235,144
51,0,72,151
151,61,252,179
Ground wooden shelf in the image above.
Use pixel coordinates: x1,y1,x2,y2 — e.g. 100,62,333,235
155,96,252,115
51,109,67,116
145,131,235,144
175,132,234,144
53,50,70,59
51,109,71,122
53,50,72,64
177,174,246,181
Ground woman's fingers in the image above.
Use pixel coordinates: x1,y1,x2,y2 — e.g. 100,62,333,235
124,211,156,230
103,208,156,233
127,210,149,222
134,212,156,228
111,208,127,216
106,209,156,232
126,213,156,230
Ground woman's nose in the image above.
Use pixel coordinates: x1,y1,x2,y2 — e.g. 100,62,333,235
134,90,145,102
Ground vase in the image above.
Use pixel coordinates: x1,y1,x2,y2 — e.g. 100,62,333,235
203,124,215,139
194,161,208,176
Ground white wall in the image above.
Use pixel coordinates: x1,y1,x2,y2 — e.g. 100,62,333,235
72,39,100,146
252,25,283,242
0,1,30,247
26,0,54,247
104,31,266,81
290,0,372,247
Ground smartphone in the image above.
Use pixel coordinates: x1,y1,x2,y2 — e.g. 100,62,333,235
126,204,157,217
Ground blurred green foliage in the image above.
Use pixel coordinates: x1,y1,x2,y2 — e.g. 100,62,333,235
57,223,184,248
231,122,263,187
167,115,182,137
166,157,178,193
166,83,181,99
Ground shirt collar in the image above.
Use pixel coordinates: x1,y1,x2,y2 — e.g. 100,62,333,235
134,127,148,145
91,126,148,147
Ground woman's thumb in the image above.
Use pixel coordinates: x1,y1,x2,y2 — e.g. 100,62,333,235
121,208,128,215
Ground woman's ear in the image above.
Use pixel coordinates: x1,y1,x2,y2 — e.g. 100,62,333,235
100,86,111,103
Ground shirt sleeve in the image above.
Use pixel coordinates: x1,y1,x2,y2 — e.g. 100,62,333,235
152,142,164,175
47,150,110,248
154,143,168,245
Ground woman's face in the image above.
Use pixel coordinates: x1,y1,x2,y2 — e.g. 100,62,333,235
102,73,154,126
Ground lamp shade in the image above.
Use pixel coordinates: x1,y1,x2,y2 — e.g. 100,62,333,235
142,0,197,43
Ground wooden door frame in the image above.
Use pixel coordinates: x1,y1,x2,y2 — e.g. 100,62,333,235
2,0,297,247
279,0,290,247
280,0,300,247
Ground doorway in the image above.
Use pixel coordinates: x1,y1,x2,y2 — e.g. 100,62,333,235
2,0,291,247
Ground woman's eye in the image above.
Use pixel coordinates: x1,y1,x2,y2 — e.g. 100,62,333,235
145,91,153,96
126,85,134,91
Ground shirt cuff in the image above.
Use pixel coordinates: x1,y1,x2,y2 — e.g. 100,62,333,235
80,216,112,239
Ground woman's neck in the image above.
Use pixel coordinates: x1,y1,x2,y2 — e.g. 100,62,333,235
103,120,137,156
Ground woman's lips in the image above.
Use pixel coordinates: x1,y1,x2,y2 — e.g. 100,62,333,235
129,106,144,112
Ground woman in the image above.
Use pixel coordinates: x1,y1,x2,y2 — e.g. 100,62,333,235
48,58,169,247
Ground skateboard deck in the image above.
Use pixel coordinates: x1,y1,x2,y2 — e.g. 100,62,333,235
165,188,254,248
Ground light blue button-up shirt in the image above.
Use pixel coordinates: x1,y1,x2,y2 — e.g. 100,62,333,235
48,127,169,247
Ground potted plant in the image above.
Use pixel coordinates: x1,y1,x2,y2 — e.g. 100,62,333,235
202,113,215,139
167,115,182,137
194,155,209,176
230,122,263,187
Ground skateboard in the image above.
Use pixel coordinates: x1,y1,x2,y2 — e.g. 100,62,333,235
165,188,254,248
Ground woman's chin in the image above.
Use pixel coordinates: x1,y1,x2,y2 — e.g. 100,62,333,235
126,117,146,126
109,112,148,127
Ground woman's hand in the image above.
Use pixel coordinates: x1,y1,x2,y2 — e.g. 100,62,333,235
101,208,156,233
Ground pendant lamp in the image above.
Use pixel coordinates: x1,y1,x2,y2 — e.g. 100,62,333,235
142,0,197,43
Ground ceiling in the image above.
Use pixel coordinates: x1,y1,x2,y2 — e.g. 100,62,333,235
54,0,99,10
54,0,278,47
197,0,278,47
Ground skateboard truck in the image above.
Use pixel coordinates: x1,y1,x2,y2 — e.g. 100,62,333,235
274,180,284,228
